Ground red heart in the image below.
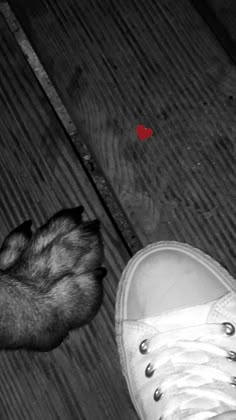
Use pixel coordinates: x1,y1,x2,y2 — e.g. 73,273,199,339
136,125,153,141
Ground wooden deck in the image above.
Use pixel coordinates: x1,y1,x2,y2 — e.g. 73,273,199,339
0,0,236,418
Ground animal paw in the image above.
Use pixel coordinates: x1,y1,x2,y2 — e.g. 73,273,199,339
0,207,107,351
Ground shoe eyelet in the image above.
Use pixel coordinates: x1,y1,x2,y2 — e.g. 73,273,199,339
145,362,155,378
230,376,236,387
153,387,162,401
227,350,236,361
139,339,149,354
222,322,235,336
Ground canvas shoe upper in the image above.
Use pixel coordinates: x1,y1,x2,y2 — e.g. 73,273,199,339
115,242,236,420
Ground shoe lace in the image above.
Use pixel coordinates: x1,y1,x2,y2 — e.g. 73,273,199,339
139,321,236,420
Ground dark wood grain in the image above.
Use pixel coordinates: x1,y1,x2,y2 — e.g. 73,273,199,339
206,0,236,45
0,13,138,420
8,0,236,276
191,0,236,63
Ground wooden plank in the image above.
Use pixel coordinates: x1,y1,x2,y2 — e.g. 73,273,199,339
206,0,236,45
191,0,236,63
0,13,137,420
8,0,236,274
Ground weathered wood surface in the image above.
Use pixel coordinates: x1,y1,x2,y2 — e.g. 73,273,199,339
191,0,236,63
8,0,236,274
206,0,236,45
0,14,137,420
199,0,236,43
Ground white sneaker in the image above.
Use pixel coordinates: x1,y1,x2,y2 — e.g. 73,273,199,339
115,242,236,420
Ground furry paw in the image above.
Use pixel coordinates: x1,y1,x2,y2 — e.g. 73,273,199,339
0,206,107,351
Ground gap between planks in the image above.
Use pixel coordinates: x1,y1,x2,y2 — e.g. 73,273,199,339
0,1,142,255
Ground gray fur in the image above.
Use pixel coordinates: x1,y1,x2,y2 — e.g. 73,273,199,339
0,206,106,351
